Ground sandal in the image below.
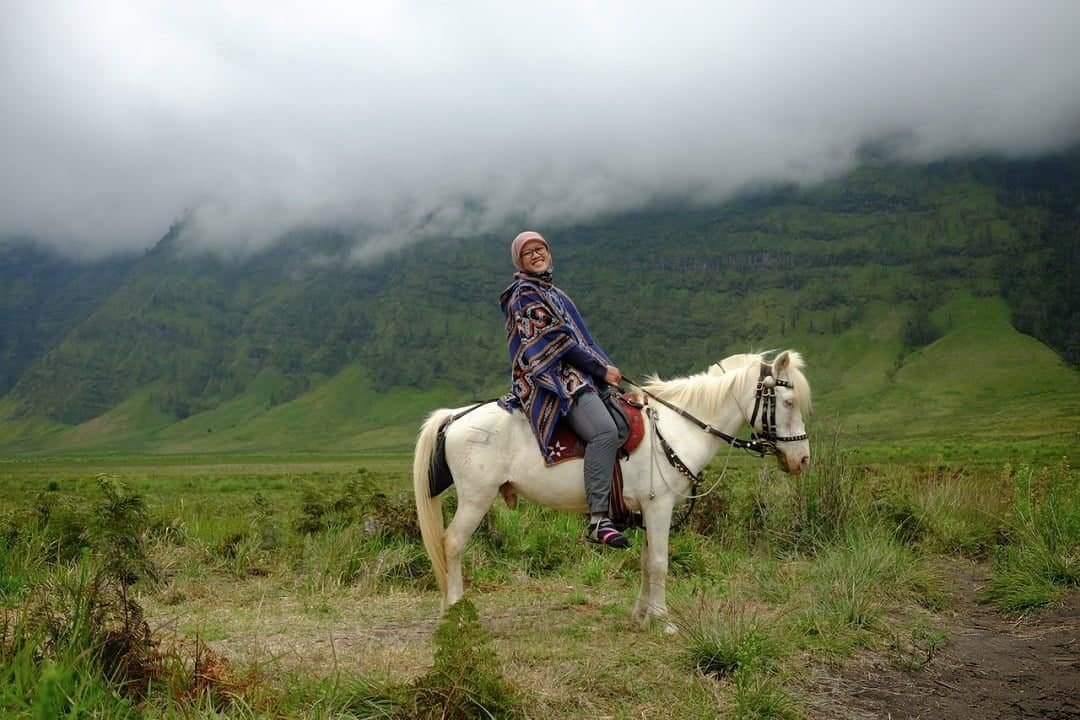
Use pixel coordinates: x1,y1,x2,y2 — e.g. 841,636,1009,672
587,518,631,548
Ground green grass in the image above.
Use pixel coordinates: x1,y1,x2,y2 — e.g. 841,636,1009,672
0,446,1076,719
981,460,1080,610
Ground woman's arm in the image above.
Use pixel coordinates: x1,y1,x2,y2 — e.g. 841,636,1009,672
563,344,607,380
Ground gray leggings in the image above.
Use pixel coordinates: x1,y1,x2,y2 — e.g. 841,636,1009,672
566,389,619,514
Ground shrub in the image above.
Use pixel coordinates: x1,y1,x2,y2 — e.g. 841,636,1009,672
295,473,419,541
404,599,522,719
0,476,163,713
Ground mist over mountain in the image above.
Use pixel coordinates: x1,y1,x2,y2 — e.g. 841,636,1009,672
2,3,1079,261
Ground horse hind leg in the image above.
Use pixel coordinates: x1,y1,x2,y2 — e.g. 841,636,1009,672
443,487,499,607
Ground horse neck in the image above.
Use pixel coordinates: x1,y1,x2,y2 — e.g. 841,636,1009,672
648,375,748,474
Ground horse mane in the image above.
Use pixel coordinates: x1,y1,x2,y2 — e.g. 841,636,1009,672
642,350,812,415
641,358,747,419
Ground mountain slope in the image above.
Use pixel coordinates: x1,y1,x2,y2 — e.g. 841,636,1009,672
0,241,134,399
0,153,1077,454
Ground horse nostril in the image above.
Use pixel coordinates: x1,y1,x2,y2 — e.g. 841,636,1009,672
800,455,810,468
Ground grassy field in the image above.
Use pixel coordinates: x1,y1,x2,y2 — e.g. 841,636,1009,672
1,439,1077,719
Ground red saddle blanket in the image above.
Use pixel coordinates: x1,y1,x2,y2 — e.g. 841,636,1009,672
545,395,646,466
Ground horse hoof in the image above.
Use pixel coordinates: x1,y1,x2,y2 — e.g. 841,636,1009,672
663,622,678,636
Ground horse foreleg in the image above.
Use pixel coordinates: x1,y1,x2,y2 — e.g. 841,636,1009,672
443,490,497,608
632,532,653,625
639,511,676,634
630,537,652,626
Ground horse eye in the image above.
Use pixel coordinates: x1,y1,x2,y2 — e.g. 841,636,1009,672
783,399,794,408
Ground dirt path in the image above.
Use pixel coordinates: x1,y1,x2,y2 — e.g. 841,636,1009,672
808,561,1080,720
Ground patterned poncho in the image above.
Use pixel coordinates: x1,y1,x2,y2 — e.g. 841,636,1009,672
498,274,614,463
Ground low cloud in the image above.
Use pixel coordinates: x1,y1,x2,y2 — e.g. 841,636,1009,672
2,2,1078,260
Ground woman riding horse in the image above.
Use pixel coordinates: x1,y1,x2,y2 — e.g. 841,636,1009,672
498,230,631,548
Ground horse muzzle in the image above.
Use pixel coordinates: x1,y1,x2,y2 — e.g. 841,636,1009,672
776,443,811,476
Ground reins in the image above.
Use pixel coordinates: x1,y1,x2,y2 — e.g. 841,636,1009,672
632,385,770,457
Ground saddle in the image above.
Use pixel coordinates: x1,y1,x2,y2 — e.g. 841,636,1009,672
545,390,646,529
545,391,645,465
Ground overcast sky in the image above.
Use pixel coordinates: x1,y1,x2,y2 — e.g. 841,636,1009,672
3,1,1079,259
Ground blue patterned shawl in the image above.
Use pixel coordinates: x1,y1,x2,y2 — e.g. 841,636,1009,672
498,274,614,463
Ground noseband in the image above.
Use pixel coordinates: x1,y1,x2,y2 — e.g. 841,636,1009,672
748,362,809,453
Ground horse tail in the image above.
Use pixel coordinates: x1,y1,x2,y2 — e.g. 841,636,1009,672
413,408,456,598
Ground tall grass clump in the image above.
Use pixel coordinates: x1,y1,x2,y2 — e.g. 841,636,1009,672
681,604,799,720
785,423,865,551
0,611,137,719
722,423,865,554
982,459,1080,610
728,674,801,720
208,491,286,578
294,470,419,540
293,475,428,593
0,515,54,601
796,527,937,653
275,599,523,720
875,468,1008,557
358,595,522,720
683,606,782,679
299,525,431,593
0,477,161,715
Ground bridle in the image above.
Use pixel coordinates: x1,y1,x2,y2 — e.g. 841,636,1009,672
632,361,808,460
747,362,809,453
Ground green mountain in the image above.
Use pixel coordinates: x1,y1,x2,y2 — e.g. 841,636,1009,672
0,241,134,400
1,153,1077,456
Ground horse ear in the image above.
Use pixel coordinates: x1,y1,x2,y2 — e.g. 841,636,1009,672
774,350,790,374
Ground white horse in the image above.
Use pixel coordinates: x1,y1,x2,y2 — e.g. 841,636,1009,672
413,350,812,631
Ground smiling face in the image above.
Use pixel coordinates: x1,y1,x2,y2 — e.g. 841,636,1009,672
519,239,552,273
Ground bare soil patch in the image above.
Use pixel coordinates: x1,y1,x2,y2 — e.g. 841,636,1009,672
807,560,1080,720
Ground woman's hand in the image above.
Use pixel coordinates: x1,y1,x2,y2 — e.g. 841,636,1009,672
603,365,622,387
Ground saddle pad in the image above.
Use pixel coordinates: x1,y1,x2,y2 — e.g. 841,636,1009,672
545,395,645,466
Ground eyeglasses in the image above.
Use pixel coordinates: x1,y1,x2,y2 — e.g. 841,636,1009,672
521,248,547,259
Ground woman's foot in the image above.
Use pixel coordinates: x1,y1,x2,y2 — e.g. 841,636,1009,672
587,518,631,548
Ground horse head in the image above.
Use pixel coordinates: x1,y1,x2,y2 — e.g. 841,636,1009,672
710,351,811,474
752,350,811,475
